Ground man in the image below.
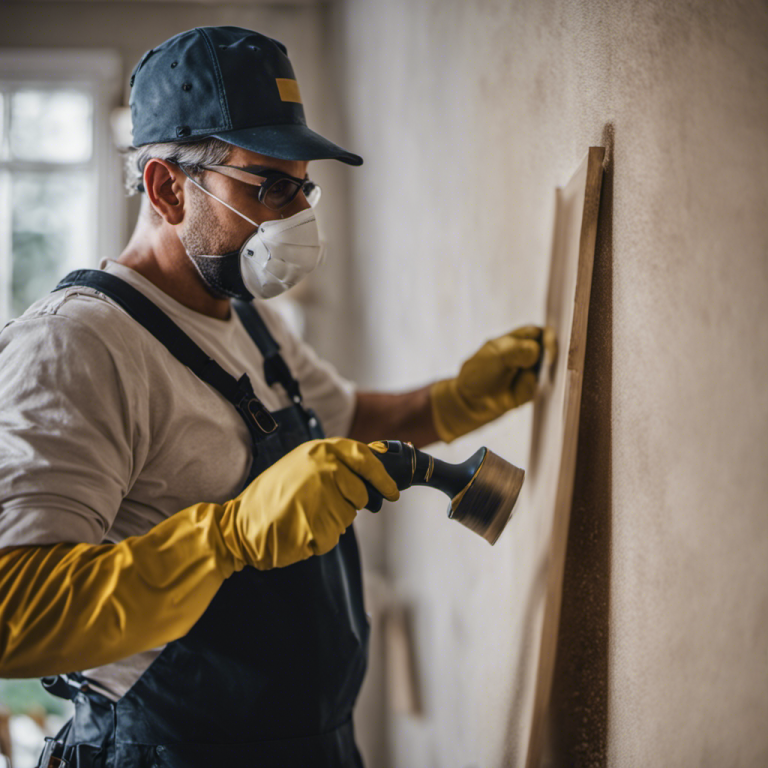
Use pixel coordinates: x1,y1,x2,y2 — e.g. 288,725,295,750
0,27,541,767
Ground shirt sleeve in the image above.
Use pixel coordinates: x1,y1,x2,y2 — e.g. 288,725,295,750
254,301,358,439
0,313,138,548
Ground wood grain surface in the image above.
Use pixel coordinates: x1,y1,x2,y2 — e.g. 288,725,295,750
523,147,605,767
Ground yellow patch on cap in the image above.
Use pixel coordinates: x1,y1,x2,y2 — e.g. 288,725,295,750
276,78,302,104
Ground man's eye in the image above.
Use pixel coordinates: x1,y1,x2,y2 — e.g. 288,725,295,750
265,178,296,206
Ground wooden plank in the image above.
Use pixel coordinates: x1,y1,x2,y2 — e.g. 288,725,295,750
384,602,422,716
523,147,605,767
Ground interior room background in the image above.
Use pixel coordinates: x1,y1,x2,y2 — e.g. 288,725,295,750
1,2,766,767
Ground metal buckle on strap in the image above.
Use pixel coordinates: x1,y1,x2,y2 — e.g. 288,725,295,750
244,396,279,435
41,676,76,701
233,375,279,437
38,737,69,768
235,390,278,437
40,674,91,701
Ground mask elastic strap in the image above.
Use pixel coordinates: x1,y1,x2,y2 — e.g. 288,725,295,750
179,165,261,230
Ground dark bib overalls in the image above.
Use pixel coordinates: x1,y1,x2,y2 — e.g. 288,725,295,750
38,272,370,768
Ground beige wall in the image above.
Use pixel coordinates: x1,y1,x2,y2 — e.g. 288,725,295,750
336,0,768,766
4,2,768,765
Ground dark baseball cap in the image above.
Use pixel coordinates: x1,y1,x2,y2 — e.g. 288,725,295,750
129,26,362,166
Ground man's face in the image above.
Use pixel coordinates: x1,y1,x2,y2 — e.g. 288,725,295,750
178,146,310,260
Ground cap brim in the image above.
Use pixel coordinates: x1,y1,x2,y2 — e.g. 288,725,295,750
211,124,363,166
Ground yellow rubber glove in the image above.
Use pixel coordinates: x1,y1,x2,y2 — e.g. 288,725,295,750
430,326,543,443
217,438,399,568
0,438,398,679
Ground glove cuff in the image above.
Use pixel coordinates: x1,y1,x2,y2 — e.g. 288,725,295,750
430,378,490,443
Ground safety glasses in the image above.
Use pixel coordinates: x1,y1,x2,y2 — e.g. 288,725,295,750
191,163,321,210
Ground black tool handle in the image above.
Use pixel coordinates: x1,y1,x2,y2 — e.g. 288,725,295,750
364,441,486,512
363,441,411,512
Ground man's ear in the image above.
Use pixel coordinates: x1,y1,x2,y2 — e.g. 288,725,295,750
143,159,186,225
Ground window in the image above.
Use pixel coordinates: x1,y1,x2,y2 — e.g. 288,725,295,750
0,49,123,324
0,49,124,766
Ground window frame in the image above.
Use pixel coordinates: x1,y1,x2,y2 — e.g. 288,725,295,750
0,48,123,321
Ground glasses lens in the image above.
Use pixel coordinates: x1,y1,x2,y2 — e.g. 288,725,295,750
304,181,321,207
263,177,300,210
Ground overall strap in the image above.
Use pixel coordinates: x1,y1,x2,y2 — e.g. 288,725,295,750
54,270,279,444
232,299,304,406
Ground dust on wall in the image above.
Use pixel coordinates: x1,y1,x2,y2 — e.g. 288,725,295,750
335,0,768,766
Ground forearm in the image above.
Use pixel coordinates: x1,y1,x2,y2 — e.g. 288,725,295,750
347,386,441,449
0,436,399,679
0,502,239,679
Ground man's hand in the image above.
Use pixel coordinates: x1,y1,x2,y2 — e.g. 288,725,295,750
221,437,400,569
0,438,399,678
430,326,543,443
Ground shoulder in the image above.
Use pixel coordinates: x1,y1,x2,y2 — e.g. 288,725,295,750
0,288,157,396
2,287,152,360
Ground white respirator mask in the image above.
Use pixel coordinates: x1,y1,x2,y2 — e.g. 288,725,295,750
182,170,325,301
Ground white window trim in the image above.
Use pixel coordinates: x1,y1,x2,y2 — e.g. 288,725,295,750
0,48,124,319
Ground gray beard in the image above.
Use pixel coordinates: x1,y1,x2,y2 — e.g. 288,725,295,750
179,186,254,301
187,250,253,301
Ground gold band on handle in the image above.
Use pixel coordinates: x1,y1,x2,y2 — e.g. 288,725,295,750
424,455,434,484
404,441,416,485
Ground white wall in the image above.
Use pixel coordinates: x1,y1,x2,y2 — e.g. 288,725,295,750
336,0,768,766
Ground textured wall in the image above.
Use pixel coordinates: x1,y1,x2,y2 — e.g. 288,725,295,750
336,0,768,766
4,2,768,765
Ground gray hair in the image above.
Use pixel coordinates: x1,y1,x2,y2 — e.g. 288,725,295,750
123,137,233,196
